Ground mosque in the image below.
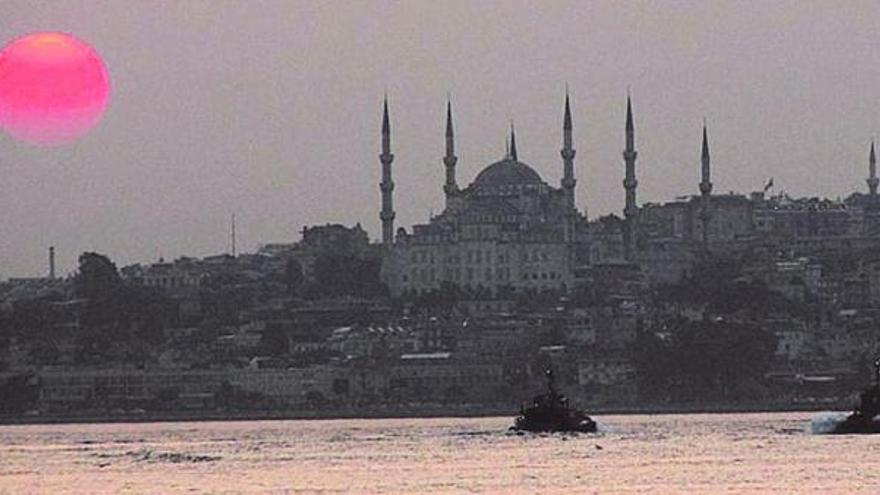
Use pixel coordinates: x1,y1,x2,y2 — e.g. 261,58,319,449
377,94,604,297
376,93,880,297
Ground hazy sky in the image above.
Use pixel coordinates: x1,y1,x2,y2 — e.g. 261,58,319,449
2,1,879,278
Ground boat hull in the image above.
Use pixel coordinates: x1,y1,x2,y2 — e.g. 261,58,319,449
830,414,880,435
511,412,597,433
511,420,597,434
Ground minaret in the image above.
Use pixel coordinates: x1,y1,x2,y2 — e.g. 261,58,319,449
560,91,576,211
699,123,713,250
868,141,878,196
380,97,396,245
560,91,578,266
509,122,518,161
443,99,458,205
622,96,639,262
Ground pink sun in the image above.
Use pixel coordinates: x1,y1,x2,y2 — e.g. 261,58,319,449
0,32,110,146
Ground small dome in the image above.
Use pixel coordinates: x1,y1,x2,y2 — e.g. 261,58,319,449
472,158,544,187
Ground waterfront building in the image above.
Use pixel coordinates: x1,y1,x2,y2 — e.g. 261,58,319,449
328,324,419,359
36,366,339,410
388,352,506,402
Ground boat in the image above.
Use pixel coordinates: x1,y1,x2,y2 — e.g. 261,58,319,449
831,358,880,434
511,368,597,433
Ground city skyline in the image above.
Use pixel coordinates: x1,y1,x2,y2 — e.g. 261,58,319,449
2,1,880,278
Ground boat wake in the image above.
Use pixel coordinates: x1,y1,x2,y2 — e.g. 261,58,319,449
809,412,848,434
594,421,615,434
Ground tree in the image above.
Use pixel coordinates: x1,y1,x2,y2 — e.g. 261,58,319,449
304,390,326,408
409,282,461,315
285,259,305,297
74,252,122,302
658,255,802,317
443,385,465,404
199,284,254,326
260,323,289,357
155,386,181,408
309,253,387,299
74,252,126,329
0,308,11,343
633,319,778,402
69,252,176,365
27,340,60,366
215,380,235,409
126,285,177,344
0,373,40,414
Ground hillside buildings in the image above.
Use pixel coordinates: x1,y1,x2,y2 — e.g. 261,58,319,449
7,94,880,415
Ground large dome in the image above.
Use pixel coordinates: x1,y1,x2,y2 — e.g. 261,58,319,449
472,158,544,187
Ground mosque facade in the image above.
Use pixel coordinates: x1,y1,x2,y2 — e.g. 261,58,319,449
378,95,590,297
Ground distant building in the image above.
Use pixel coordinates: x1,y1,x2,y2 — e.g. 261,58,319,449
121,257,205,293
37,366,340,410
576,351,637,403
388,352,505,402
328,324,419,359
259,223,372,284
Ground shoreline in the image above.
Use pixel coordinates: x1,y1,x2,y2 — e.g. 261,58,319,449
0,400,851,426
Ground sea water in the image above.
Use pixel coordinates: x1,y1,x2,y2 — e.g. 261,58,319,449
1,412,879,494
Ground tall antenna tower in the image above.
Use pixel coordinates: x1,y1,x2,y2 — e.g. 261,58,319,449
231,213,237,258
49,246,56,279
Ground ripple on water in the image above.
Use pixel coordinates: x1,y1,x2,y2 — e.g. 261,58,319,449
90,448,221,464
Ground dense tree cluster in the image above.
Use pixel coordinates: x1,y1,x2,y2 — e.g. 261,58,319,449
1,244,866,412
634,318,778,402
0,373,40,413
72,253,178,365
657,257,803,316
302,253,387,299
0,252,177,368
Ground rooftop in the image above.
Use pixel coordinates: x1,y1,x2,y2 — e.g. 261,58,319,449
472,158,544,188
